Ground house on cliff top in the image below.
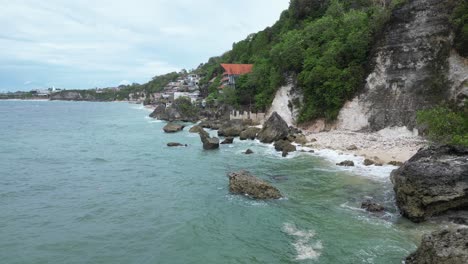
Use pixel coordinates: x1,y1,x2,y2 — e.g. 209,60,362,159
220,63,253,89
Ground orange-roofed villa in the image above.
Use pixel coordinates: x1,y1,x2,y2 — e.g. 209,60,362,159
219,63,253,89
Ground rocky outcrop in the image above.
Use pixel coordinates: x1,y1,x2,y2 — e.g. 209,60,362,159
228,170,282,199
257,112,289,143
150,99,199,122
198,128,219,150
361,199,385,213
388,161,404,166
163,123,185,133
149,103,166,118
49,91,100,101
218,120,247,137
274,140,297,157
336,0,467,131
244,149,254,155
406,227,468,264
167,142,186,147
221,137,234,144
189,125,204,134
199,120,222,130
239,127,261,140
391,145,468,222
336,160,355,167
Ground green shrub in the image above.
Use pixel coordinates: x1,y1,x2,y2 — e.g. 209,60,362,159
417,106,468,146
451,1,468,57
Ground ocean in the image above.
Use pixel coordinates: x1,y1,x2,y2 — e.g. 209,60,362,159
0,101,434,264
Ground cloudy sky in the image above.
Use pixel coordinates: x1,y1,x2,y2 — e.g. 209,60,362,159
0,0,289,92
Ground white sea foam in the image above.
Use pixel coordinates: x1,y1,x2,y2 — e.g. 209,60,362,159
298,148,397,181
283,223,322,261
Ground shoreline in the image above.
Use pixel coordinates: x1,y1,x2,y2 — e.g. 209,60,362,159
304,128,426,164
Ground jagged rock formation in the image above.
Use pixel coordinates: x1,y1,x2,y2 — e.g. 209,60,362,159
228,170,282,199
391,145,468,222
239,127,261,140
336,0,467,131
257,112,289,143
406,227,468,264
198,128,220,150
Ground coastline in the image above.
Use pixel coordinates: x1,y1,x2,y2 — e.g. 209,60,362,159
304,128,426,164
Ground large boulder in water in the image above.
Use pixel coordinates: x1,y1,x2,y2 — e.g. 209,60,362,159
240,127,261,140
198,128,219,150
257,112,289,143
274,140,297,157
163,123,185,133
406,227,468,264
228,170,282,199
391,145,468,223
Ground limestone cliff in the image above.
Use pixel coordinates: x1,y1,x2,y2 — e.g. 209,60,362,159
335,0,467,131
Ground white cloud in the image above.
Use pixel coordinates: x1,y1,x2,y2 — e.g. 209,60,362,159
0,0,290,91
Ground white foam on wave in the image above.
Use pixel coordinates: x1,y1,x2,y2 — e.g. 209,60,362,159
299,148,397,181
283,223,322,261
231,138,396,180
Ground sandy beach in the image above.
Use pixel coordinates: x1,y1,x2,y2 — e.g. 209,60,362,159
304,127,427,164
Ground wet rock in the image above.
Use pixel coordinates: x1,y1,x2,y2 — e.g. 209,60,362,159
163,123,185,133
293,134,308,145
347,145,358,150
189,125,204,134
239,127,261,140
361,199,385,212
391,145,468,223
274,140,297,157
336,160,355,167
363,159,375,166
228,170,282,199
244,149,254,155
198,127,219,150
406,227,468,264
167,142,186,147
388,161,404,166
257,112,289,143
218,120,247,137
221,137,234,144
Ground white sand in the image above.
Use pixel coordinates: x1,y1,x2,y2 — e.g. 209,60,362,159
304,127,427,163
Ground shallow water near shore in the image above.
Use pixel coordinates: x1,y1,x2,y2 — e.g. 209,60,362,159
0,101,435,263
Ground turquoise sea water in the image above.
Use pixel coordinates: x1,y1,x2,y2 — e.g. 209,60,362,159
0,101,434,264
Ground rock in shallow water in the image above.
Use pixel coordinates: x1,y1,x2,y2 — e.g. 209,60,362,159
244,149,254,155
163,123,185,133
274,140,297,157
220,137,234,144
391,145,468,223
361,199,385,212
228,170,282,199
197,127,219,150
239,127,261,140
336,160,355,167
167,142,186,147
406,227,468,264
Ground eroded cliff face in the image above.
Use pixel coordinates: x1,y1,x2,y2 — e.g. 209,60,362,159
337,0,467,132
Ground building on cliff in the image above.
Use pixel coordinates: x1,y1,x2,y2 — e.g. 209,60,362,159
219,64,253,89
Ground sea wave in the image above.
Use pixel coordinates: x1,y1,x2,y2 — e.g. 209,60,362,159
282,223,322,261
